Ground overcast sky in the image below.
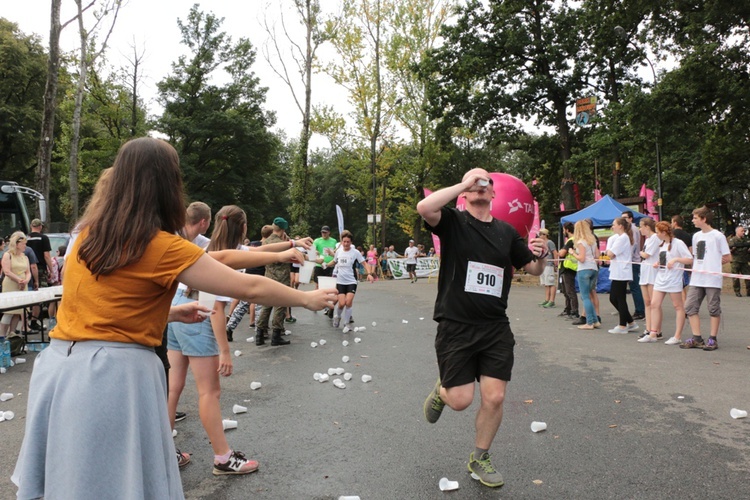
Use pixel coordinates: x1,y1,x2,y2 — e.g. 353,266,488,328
3,0,340,146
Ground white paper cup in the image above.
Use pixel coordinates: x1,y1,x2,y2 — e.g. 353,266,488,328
250,381,262,390
0,393,13,402
361,374,372,383
318,373,329,382
319,339,327,345
222,419,238,430
439,477,459,491
318,276,337,290
197,291,216,310
342,356,350,363
310,342,318,348
530,421,547,433
298,261,316,284
344,372,353,381
307,248,318,263
233,404,248,414
234,350,242,357
730,408,748,419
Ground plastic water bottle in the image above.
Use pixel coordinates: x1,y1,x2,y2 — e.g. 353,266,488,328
0,339,11,369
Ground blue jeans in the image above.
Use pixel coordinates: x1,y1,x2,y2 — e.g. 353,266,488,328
629,264,645,315
577,269,598,325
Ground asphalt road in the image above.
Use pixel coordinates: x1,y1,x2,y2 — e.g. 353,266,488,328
1,278,749,500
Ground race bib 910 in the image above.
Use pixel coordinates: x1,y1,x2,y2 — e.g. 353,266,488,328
465,261,504,298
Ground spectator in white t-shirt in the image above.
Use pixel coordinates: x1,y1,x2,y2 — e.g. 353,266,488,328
678,206,731,350
639,221,692,345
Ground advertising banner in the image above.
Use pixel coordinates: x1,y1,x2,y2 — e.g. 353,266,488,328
387,257,440,280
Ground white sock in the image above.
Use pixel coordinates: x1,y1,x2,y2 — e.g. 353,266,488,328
334,305,342,318
343,306,352,325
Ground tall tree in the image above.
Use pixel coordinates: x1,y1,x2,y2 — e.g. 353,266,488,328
34,0,94,221
262,0,329,236
120,40,146,138
156,5,279,230
423,0,587,209
324,0,400,245
68,0,122,221
384,0,452,243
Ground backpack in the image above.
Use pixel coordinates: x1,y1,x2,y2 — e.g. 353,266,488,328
8,334,25,356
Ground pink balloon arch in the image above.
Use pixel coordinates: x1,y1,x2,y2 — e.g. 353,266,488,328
455,172,535,238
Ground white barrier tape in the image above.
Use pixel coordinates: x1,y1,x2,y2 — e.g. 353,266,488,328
546,256,750,281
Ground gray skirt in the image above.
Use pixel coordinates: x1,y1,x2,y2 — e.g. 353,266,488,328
12,339,184,500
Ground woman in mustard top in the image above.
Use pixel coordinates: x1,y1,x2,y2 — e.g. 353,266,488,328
12,138,337,500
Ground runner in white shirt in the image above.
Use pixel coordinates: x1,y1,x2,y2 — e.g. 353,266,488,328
640,221,692,344
332,230,373,331
404,240,421,283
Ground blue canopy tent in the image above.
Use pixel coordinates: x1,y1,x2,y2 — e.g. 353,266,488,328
560,195,648,293
560,195,647,228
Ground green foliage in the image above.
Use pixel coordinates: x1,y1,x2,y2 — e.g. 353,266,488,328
155,5,280,233
0,19,47,182
52,60,148,223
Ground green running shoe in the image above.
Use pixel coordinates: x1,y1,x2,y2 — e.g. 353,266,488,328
423,378,445,424
468,451,504,488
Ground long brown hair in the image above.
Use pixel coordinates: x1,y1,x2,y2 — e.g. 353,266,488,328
614,217,634,245
207,205,247,252
77,138,186,277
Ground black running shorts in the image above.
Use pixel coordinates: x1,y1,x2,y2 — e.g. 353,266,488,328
434,319,515,387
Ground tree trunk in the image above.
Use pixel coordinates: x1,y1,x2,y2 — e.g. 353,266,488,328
68,0,89,222
34,0,62,221
297,0,314,230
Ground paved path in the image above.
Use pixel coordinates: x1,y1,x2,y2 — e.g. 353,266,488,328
2,279,749,499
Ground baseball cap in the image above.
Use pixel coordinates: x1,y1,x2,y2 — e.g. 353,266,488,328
273,217,289,230
31,218,44,227
321,225,331,232
539,228,549,235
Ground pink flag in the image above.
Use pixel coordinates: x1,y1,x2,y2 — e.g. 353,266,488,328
423,188,442,256
594,189,602,201
528,200,541,239
639,184,658,221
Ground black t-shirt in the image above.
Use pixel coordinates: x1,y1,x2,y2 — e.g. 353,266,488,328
426,207,535,325
26,231,51,272
673,228,692,250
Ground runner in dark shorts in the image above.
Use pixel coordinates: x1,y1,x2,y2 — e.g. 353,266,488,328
417,168,547,489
